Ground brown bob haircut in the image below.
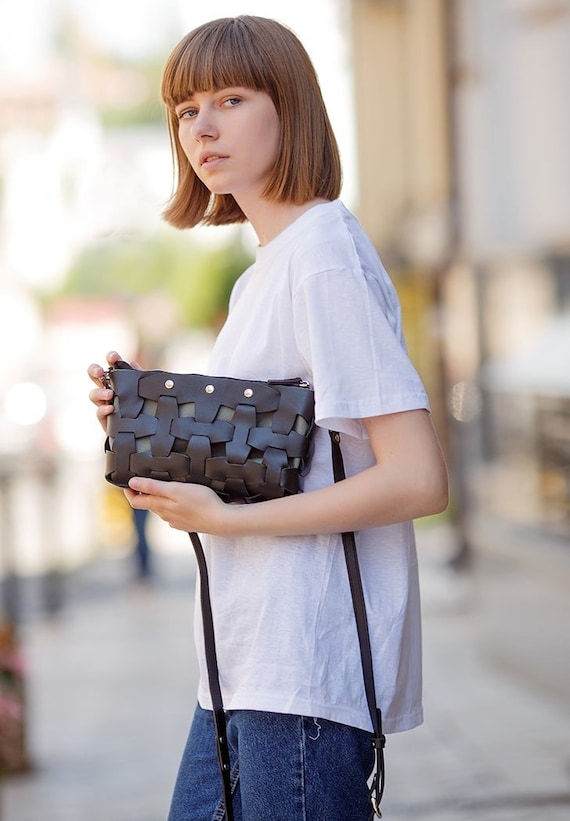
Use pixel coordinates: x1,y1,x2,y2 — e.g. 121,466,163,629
161,16,342,228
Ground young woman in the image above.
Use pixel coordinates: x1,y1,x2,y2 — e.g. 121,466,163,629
88,15,448,821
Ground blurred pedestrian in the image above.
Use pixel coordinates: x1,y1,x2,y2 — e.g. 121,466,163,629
132,507,151,581
88,15,448,820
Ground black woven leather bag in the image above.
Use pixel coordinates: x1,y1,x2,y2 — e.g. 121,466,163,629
102,360,315,501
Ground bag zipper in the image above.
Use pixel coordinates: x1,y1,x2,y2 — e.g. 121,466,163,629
102,367,311,391
268,377,312,389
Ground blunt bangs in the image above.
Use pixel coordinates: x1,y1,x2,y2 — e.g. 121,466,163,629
161,18,272,109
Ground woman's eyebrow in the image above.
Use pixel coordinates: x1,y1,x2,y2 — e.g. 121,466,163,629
174,94,196,109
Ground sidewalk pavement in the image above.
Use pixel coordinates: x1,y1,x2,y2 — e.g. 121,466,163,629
2,518,570,821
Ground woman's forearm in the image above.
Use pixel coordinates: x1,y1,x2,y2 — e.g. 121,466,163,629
221,456,448,539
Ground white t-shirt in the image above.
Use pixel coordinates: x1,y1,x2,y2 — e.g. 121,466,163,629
195,199,429,734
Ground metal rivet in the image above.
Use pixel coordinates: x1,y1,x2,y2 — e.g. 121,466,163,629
244,388,253,398
205,384,215,394
165,379,174,389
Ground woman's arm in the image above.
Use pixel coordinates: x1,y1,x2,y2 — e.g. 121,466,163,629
125,408,448,537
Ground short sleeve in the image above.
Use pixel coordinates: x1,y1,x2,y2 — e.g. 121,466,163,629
293,265,430,438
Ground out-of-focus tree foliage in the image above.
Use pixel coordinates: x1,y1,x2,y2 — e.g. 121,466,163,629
51,231,253,330
98,59,167,129
54,11,167,130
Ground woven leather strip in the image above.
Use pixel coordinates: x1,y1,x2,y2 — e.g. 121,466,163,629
104,364,315,502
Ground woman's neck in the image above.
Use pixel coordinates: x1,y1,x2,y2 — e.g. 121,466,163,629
242,198,330,246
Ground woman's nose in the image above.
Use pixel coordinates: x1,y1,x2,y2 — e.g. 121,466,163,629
191,111,218,141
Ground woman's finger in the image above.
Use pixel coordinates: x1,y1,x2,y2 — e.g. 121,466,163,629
88,386,113,405
87,363,106,386
106,350,122,367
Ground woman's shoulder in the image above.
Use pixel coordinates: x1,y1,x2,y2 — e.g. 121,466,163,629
291,200,385,280
298,198,355,236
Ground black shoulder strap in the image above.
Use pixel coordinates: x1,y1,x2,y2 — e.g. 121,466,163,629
189,531,234,821
189,430,386,820
329,430,386,817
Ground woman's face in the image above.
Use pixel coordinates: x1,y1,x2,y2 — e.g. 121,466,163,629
175,87,280,206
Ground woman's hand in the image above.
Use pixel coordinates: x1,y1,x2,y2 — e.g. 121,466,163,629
87,350,128,432
125,477,229,535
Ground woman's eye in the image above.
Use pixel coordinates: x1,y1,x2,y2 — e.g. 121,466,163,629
178,108,197,119
225,97,241,107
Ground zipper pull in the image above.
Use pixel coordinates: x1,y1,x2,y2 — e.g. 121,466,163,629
101,368,113,390
101,360,133,389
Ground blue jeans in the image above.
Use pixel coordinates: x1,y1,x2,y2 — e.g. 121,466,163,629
168,705,375,821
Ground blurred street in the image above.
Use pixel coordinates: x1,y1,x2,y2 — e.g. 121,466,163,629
1,517,569,821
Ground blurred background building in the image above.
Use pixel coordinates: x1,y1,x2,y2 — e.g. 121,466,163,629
0,0,569,814
351,0,570,548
